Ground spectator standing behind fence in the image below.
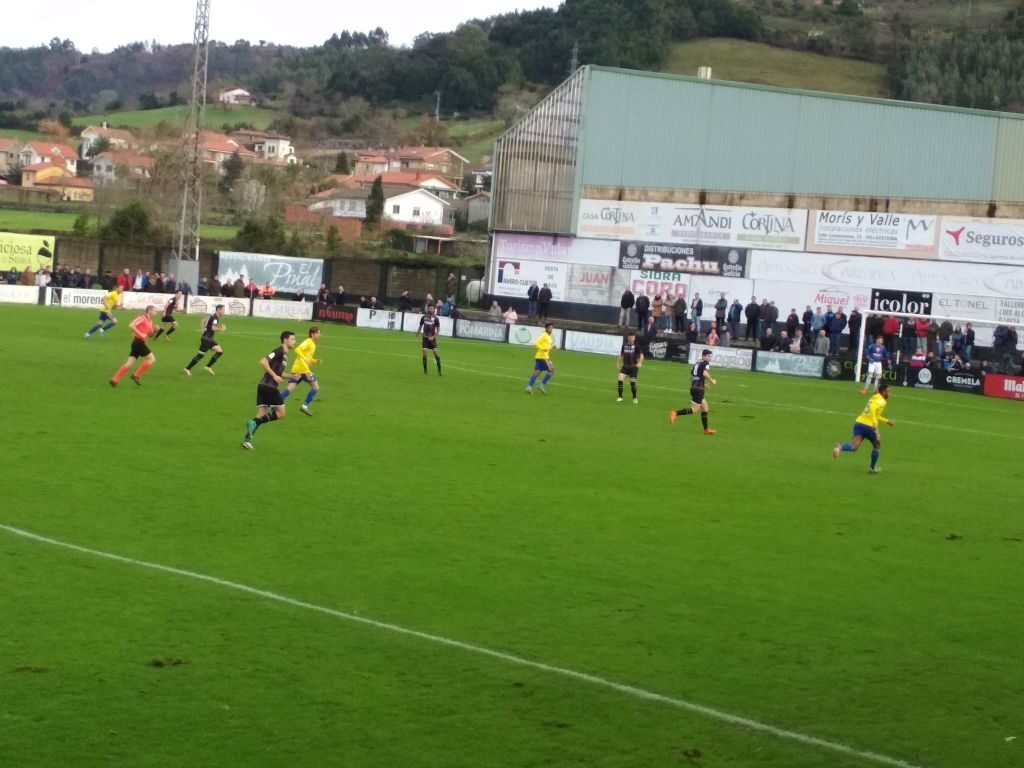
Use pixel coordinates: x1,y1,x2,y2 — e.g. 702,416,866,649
652,295,664,329
398,292,414,312
811,307,826,339
714,293,728,331
758,299,772,336
663,293,677,331
964,324,975,361
527,281,539,319
829,308,847,355
847,308,862,352
785,308,799,338
950,325,964,358
503,306,518,324
813,329,830,355
690,293,703,333
619,288,634,327
685,321,698,344
674,295,687,332
926,320,939,356
759,326,775,351
538,283,552,320
745,297,760,340
802,305,814,341
790,329,804,353
938,319,953,358
727,299,742,339
635,293,650,330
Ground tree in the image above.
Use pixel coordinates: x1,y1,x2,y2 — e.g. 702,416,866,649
72,214,95,238
235,217,288,253
100,202,159,242
325,224,341,253
138,91,162,110
220,151,244,193
365,175,384,225
37,118,70,139
334,152,351,174
87,136,111,159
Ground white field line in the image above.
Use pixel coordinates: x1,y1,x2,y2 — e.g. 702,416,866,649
0,523,928,768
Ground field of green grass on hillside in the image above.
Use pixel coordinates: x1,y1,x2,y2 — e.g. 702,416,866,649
663,38,889,98
0,129,76,145
72,104,284,131
0,209,236,241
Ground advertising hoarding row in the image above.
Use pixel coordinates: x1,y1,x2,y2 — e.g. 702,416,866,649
218,251,325,294
0,232,55,271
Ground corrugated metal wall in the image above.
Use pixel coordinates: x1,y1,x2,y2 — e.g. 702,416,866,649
490,68,584,234
577,67,1024,202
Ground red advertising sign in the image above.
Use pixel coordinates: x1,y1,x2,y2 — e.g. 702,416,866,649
983,374,1024,401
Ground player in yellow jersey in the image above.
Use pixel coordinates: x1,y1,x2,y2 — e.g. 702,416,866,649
526,322,555,394
281,326,322,415
833,382,894,473
84,285,123,338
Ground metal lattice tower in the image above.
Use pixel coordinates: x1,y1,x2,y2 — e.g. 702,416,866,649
173,0,211,262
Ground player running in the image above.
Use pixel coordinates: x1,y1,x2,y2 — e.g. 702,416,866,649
416,305,443,375
833,382,894,474
242,330,297,450
109,305,157,386
526,323,555,394
184,304,226,376
616,331,644,403
669,349,717,434
281,326,322,415
152,290,184,341
84,285,123,338
860,335,890,394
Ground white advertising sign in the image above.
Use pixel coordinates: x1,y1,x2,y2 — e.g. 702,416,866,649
629,270,690,301
939,217,1024,266
752,278,871,313
687,344,753,371
689,277,755,306
575,200,806,250
809,210,938,258
455,318,507,343
507,324,565,350
47,287,105,308
492,259,566,300
121,291,178,311
997,298,1024,326
0,284,38,304
357,308,402,330
185,296,249,316
564,330,623,356
754,350,825,378
933,294,998,322
401,312,454,336
493,233,619,267
748,250,1024,299
565,263,616,306
219,250,325,293
252,299,314,321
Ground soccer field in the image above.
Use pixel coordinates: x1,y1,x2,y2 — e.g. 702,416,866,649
2,304,1021,768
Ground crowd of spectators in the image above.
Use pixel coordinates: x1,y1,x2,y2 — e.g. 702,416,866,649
1,265,194,293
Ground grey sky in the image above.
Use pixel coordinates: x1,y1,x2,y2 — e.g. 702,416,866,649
7,0,558,52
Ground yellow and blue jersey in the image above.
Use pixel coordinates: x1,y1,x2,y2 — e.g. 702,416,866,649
101,290,119,313
534,332,553,361
855,393,888,430
291,338,317,375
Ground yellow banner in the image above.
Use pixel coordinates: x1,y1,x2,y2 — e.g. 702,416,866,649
0,231,55,271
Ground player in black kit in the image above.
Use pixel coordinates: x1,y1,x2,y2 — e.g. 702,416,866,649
416,304,443,375
152,290,183,340
615,331,644,403
242,330,297,450
669,349,718,435
184,304,226,375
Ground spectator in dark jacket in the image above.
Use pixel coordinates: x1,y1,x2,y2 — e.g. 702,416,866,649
641,315,659,355
527,282,540,319
635,294,650,330
674,295,687,332
785,308,799,338
802,305,814,340
398,291,413,311
537,283,553,320
758,299,771,336
759,327,775,351
618,289,634,327
727,299,742,339
828,309,847,354
714,293,728,331
847,308,862,351
745,298,760,340
964,324,975,361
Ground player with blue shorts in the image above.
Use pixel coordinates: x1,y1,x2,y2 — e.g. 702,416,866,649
833,382,894,474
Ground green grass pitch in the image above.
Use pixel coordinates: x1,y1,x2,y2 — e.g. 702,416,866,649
1,304,1021,768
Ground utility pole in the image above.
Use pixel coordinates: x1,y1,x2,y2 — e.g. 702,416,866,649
171,0,210,291
434,90,442,122
569,41,579,74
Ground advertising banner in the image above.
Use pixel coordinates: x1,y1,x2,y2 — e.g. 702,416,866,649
401,312,454,336
904,366,940,389
564,263,616,306
689,276,755,307
748,250,1024,299
185,296,248,316
687,345,753,371
939,217,1024,266
755,350,825,378
252,300,314,321
121,291,179,311
493,232,619,267
618,241,746,277
218,251,325,293
751,278,870,313
492,259,566,301
934,369,984,394
313,305,357,325
629,270,690,301
870,289,932,316
507,324,565,350
47,287,106,308
455,318,507,343
933,294,998,322
0,232,55,271
564,330,623,356
0,284,39,304
983,374,1024,401
808,210,938,258
996,298,1024,326
357,308,401,330
576,200,806,250
823,357,902,383
644,339,689,364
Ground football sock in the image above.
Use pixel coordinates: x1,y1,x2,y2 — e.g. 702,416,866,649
676,407,693,416
528,374,538,387
841,443,854,452
86,323,103,336
135,360,153,378
254,411,280,430
281,388,292,400
101,321,116,332
166,327,176,337
617,381,624,397
630,381,637,398
303,389,316,406
435,354,442,374
541,372,552,385
153,328,164,339
701,412,709,430
423,357,428,374
112,363,131,382
186,353,204,370
870,449,880,469
207,352,222,368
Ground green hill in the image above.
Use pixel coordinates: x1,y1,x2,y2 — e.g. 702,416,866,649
662,38,889,99
72,104,284,131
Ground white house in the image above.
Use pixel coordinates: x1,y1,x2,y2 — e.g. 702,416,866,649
218,87,253,105
309,188,369,219
18,141,77,174
384,188,454,228
79,124,135,157
91,151,155,185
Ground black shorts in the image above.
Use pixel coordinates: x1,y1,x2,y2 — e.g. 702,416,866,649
256,383,285,408
620,366,639,378
130,338,151,358
422,337,438,350
689,386,705,405
199,336,217,353
161,315,175,324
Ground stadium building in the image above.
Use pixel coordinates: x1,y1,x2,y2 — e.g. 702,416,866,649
486,66,1024,335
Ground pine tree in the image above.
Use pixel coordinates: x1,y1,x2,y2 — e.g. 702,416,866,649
334,152,350,174
365,175,384,225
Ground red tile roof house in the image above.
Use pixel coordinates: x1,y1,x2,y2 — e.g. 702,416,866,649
92,151,157,185
79,124,136,157
0,137,21,173
18,141,78,174
388,146,469,183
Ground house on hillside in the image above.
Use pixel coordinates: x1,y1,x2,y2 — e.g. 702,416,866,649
308,186,370,220
352,152,389,177
18,141,77,174
0,137,20,173
388,146,468,184
21,162,93,201
218,87,253,105
230,129,297,165
346,171,460,201
79,124,136,157
92,151,156,185
384,188,456,230
197,131,257,174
